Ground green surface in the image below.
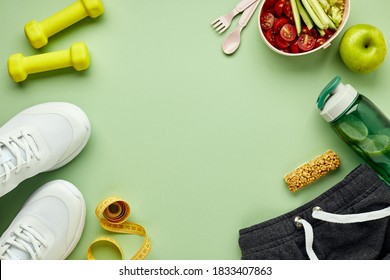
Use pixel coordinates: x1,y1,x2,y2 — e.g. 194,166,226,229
0,0,390,260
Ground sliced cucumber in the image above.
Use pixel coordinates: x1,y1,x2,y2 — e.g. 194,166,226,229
297,0,314,30
307,0,332,29
316,27,325,36
301,0,325,30
290,0,302,35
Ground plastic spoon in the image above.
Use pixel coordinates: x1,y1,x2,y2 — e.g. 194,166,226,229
222,0,260,55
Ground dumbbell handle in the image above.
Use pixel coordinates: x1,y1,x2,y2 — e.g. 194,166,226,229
42,1,92,37
23,50,73,73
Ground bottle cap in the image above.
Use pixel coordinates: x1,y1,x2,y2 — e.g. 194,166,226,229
317,76,358,122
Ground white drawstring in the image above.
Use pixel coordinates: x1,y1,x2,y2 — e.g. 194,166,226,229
294,216,318,260
313,206,390,223
294,206,390,260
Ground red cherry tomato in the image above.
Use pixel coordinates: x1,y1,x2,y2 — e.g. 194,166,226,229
280,23,296,42
274,0,286,17
315,37,327,48
297,34,316,51
301,26,311,34
325,29,335,39
263,0,277,10
310,28,319,38
260,12,275,30
275,35,290,49
273,17,289,32
290,40,299,53
265,29,277,46
283,1,293,21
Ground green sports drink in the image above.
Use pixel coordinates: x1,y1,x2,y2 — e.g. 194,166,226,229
317,76,390,184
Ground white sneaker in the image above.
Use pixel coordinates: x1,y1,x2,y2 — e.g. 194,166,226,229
0,102,91,197
0,180,86,260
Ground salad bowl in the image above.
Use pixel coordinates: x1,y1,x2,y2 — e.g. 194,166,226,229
258,0,350,56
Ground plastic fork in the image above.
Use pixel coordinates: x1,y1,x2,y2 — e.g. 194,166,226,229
211,0,259,33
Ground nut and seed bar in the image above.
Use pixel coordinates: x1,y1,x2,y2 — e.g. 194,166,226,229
284,150,341,192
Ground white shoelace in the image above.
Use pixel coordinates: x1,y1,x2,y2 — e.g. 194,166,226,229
294,206,390,260
0,224,48,260
0,131,41,183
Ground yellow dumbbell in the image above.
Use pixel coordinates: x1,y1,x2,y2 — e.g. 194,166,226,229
25,0,104,49
8,42,90,82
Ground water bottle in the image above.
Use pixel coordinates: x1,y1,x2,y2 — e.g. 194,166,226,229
317,76,390,184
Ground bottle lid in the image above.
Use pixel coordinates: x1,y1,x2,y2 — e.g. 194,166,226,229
317,76,358,122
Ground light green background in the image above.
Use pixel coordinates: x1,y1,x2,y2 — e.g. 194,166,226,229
0,0,389,260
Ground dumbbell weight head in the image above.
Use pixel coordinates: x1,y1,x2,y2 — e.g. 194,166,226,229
24,20,48,49
81,0,105,18
8,54,28,83
70,42,90,71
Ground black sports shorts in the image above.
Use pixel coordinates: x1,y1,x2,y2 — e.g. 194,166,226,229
239,163,390,260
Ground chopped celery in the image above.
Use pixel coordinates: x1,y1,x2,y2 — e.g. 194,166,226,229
329,0,344,7
317,0,345,28
330,6,343,27
318,0,330,12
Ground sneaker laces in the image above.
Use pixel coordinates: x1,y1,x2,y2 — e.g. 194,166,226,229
294,206,390,260
0,131,41,183
0,224,48,260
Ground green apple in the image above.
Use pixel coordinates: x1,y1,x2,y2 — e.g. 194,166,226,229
339,24,387,74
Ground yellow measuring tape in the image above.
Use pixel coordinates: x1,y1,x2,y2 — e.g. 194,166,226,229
87,196,151,260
